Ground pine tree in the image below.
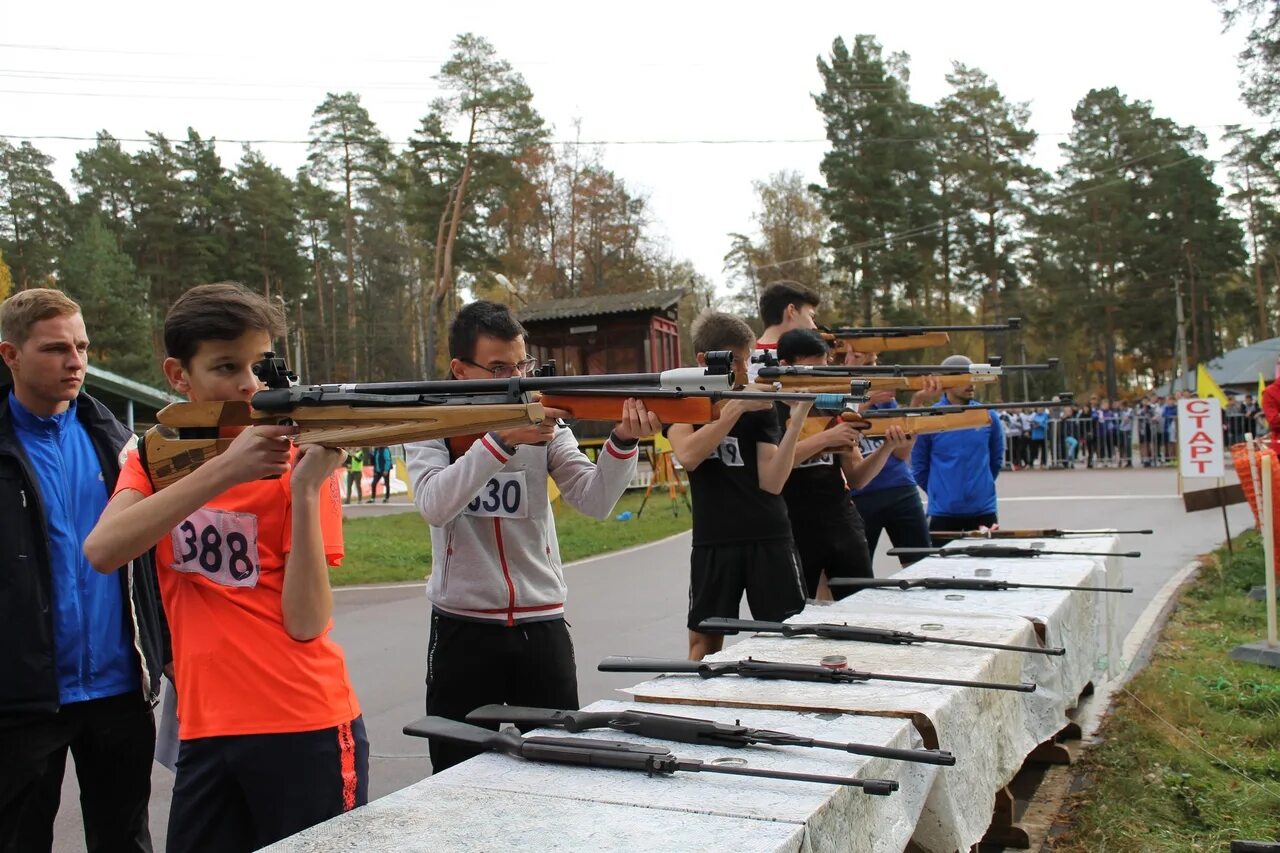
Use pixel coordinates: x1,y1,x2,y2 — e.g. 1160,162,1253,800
60,216,154,381
812,36,935,324
0,140,71,290
425,33,547,376
307,92,391,378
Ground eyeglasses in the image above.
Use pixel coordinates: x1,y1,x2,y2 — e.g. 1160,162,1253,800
461,357,538,379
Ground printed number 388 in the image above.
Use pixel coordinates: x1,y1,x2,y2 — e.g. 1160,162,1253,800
177,520,255,581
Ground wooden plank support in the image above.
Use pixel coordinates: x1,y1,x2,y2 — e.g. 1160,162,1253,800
980,786,1031,849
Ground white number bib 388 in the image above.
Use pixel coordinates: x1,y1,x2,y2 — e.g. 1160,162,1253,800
169,507,261,588
464,472,528,519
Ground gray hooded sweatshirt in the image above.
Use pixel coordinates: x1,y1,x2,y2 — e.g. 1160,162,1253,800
406,429,638,625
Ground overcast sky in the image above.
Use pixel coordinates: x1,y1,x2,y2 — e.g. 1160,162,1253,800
3,0,1262,297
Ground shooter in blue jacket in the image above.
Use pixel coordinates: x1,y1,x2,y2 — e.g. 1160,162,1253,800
910,355,1004,541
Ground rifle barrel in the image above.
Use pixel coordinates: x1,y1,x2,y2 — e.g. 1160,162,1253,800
698,617,1063,655
887,546,1142,559
824,318,1021,336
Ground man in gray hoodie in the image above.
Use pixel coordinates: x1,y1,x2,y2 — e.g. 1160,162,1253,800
407,301,662,771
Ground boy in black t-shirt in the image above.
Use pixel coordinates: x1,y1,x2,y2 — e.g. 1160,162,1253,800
776,330,911,598
666,312,812,660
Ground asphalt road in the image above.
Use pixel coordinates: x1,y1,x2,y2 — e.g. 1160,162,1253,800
51,467,1255,851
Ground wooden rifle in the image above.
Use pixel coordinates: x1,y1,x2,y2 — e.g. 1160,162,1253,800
149,351,851,489
820,317,1021,355
796,394,1073,445
754,356,1059,394
445,357,870,457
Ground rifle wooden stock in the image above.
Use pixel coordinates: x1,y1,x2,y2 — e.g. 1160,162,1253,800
823,331,951,354
766,374,996,393
537,392,715,425
797,407,993,443
145,400,544,490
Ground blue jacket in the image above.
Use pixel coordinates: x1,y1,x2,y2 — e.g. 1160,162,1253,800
910,395,1004,517
1031,411,1049,440
0,388,169,717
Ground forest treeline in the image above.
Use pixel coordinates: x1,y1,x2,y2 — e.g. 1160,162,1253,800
2,8,1279,397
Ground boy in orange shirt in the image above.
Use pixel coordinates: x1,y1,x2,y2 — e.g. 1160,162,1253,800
84,282,364,852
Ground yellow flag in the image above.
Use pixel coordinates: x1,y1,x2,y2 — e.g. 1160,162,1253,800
1196,363,1229,407
1261,372,1268,401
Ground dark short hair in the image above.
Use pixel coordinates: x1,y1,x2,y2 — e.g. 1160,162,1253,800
164,282,285,363
758,281,820,327
449,300,526,361
691,310,754,355
777,329,829,363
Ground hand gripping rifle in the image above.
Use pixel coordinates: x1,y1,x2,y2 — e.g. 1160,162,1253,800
827,577,1134,594
930,528,1154,541
598,655,1036,692
465,705,955,765
887,544,1141,559
820,317,1021,356
697,617,1065,656
402,716,900,793
754,355,1060,394
144,352,868,489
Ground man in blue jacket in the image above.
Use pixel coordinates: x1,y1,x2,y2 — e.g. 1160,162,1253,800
911,355,1004,541
0,289,169,853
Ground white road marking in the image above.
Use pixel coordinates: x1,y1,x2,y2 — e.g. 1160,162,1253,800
998,494,1178,502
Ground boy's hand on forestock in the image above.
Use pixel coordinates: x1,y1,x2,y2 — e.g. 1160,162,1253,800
722,398,773,419
216,425,298,485
787,399,814,420
292,445,348,493
881,425,913,451
820,421,861,451
613,398,663,442
496,407,566,447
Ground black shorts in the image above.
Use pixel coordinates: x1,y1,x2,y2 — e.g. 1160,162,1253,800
791,514,872,599
166,716,369,853
688,540,806,631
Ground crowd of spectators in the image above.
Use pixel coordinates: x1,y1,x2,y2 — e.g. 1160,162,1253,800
996,390,1266,470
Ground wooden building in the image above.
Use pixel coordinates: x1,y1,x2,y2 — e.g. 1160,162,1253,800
519,288,686,376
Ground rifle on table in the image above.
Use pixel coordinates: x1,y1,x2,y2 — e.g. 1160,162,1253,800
598,656,1036,693
828,577,1134,593
797,395,1073,444
820,317,1021,355
697,617,1064,656
402,716,899,793
931,528,1154,540
888,545,1141,559
755,356,1060,394
145,352,868,489
465,704,955,766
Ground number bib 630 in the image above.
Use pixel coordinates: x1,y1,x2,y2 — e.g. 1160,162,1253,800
464,471,528,519
169,507,261,588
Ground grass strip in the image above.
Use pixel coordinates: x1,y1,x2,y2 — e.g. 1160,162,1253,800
332,490,693,587
1051,531,1280,851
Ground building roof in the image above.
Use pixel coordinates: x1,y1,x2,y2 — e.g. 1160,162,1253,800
85,364,179,409
518,288,687,323
1154,336,1280,395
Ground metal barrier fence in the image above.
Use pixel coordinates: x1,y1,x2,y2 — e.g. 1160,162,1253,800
998,412,1268,469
